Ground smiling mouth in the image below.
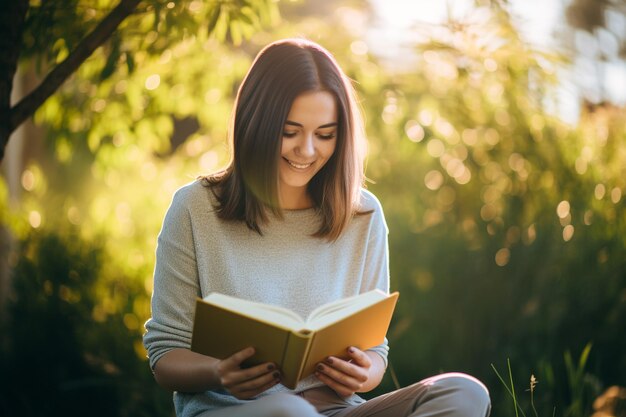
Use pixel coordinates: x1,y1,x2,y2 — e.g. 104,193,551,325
284,158,314,169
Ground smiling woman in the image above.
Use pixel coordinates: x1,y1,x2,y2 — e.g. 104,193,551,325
143,38,491,417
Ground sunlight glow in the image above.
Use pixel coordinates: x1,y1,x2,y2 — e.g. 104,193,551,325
200,150,219,171
611,187,622,204
21,170,35,191
461,129,478,146
427,139,445,158
495,248,510,266
424,170,444,190
368,0,625,122
523,224,537,246
350,40,369,55
29,211,42,228
418,109,434,126
91,99,106,113
145,74,161,90
405,120,425,142
67,206,81,225
557,201,570,219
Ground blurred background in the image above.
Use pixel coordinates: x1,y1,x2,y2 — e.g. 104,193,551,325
1,0,625,416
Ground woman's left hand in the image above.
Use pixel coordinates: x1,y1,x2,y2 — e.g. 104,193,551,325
314,347,380,398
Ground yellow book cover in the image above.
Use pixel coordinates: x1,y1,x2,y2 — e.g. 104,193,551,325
190,289,399,389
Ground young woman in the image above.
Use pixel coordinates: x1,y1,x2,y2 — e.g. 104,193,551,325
143,38,491,417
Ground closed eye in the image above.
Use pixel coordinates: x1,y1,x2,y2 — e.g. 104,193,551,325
317,132,336,140
282,131,298,138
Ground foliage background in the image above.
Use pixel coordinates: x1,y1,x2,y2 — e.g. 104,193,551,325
0,1,624,416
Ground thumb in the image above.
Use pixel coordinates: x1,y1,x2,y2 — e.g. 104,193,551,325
347,346,371,367
223,347,255,369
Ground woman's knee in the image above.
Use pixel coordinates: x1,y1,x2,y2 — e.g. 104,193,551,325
430,372,491,412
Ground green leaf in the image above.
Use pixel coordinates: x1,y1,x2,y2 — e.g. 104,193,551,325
125,51,135,74
87,130,102,152
207,4,222,35
229,19,243,46
237,9,254,26
212,9,229,42
578,342,592,370
100,38,121,82
153,3,161,32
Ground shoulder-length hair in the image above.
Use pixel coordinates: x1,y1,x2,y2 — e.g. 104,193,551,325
203,38,367,241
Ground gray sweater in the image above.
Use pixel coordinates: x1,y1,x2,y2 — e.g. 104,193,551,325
143,180,390,415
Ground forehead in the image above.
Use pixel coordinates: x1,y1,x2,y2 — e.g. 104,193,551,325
286,91,337,125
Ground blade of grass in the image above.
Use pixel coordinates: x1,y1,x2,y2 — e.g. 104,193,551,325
508,358,520,417
388,360,401,390
490,362,528,417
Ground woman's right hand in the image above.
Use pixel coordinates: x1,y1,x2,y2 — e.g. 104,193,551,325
153,347,279,396
214,347,281,399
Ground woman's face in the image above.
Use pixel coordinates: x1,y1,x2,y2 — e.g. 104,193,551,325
278,90,338,208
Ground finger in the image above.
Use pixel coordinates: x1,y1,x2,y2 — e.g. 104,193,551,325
233,379,280,400
316,362,363,391
222,346,256,369
346,346,372,367
222,362,277,387
323,356,368,382
315,370,353,398
232,369,281,393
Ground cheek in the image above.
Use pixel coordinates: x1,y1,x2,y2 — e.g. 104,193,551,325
323,141,337,159
280,140,291,157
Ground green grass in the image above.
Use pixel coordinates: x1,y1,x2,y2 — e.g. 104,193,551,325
492,343,595,417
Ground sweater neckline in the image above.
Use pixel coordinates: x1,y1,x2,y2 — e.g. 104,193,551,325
266,207,319,224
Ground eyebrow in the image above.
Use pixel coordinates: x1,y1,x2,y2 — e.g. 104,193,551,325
285,120,338,129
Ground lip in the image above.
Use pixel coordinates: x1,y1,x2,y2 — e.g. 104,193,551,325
284,158,315,169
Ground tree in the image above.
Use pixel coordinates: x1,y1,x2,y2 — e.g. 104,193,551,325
563,0,626,103
0,0,279,162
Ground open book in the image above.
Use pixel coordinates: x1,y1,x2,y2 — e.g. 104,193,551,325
190,289,399,389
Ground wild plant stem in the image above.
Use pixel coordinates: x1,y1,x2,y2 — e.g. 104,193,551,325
531,387,539,417
388,360,401,390
508,358,520,417
490,362,527,417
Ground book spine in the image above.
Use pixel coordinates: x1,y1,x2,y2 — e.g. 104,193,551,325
280,330,313,390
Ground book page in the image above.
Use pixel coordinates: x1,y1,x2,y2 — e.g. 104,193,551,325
305,290,387,329
203,293,305,330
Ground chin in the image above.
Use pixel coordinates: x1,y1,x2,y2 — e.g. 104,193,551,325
282,177,313,189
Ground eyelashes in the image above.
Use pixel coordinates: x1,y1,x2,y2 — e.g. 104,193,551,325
282,131,336,140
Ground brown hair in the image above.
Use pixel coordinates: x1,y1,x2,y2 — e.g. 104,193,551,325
203,38,367,240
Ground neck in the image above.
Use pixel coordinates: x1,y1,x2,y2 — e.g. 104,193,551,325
279,186,313,210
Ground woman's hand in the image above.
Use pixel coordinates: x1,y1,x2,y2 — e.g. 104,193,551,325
314,347,385,397
213,347,281,400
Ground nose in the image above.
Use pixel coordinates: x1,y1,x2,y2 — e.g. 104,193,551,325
297,133,315,158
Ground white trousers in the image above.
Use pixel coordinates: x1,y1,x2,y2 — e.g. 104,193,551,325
200,372,491,417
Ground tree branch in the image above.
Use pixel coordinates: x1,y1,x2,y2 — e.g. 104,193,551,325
0,0,29,162
8,0,142,134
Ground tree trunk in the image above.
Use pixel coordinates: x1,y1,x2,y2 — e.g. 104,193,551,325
0,0,29,163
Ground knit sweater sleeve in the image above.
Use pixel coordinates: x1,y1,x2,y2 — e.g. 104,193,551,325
360,190,390,294
143,185,200,371
360,190,391,367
